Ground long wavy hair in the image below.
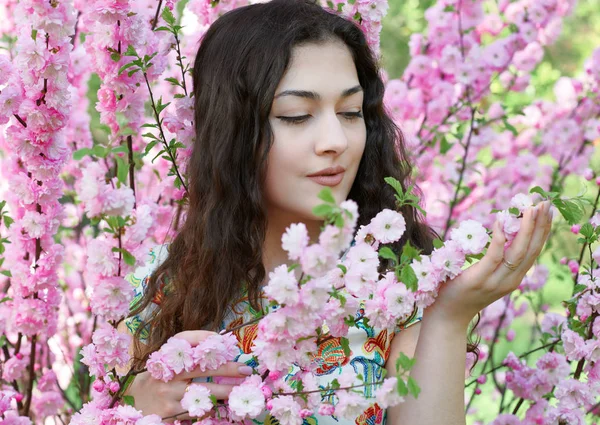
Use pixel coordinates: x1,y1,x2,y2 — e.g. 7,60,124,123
130,0,480,371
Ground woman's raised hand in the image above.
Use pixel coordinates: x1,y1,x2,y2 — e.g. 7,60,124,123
123,330,253,422
429,200,554,329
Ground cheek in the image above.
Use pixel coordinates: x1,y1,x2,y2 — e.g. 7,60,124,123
263,131,307,203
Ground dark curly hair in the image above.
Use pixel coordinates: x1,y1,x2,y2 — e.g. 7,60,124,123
129,0,480,371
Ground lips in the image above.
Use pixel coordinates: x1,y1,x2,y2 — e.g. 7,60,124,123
308,171,344,187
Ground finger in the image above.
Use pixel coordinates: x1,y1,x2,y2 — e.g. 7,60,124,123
521,201,553,263
199,382,237,400
499,206,537,273
476,220,507,278
177,362,253,381
172,330,218,346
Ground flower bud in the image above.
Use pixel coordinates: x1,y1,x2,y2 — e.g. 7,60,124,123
92,379,105,393
268,370,283,381
571,224,581,234
261,386,273,398
300,409,313,418
568,260,579,274
14,393,24,402
109,381,120,393
560,257,568,265
584,168,595,180
476,375,487,384
15,353,23,360
506,329,516,342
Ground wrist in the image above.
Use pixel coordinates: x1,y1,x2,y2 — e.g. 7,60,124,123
422,303,474,333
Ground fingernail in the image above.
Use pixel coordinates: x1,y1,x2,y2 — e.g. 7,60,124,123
238,365,254,376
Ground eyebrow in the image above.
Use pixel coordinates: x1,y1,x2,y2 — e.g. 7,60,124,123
274,85,363,101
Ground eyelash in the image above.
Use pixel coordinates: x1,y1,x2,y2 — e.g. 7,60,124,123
278,111,363,125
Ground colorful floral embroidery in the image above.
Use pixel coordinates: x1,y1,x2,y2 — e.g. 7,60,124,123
124,244,423,424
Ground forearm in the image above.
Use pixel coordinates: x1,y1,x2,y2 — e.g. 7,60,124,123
388,307,469,425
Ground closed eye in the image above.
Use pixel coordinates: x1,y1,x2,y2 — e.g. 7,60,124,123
277,111,363,125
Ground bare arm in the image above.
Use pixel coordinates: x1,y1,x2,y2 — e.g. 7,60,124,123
384,309,468,425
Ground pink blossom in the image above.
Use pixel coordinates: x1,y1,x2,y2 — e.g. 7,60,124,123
300,243,336,277
375,377,404,408
146,351,175,383
264,265,299,306
268,396,302,425
334,390,370,419
193,334,238,372
281,223,309,261
369,209,406,243
449,219,489,255
181,384,213,417
430,240,465,280
228,376,265,420
161,337,195,374
561,329,587,361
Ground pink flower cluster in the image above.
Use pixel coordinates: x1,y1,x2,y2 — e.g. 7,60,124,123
146,334,239,383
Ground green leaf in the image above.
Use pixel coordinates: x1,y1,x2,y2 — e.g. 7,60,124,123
112,248,136,266
553,199,584,226
164,77,181,87
407,377,421,398
312,204,333,218
502,117,518,136
122,395,135,407
317,188,336,204
118,62,136,76
0,270,11,278
143,140,159,156
401,240,421,263
73,147,93,161
110,52,121,62
118,126,137,137
124,45,138,57
156,98,171,115
116,156,128,185
396,377,408,396
384,177,404,198
2,216,12,228
440,137,452,154
573,284,587,294
161,5,176,26
400,265,418,292
337,264,347,274
92,144,107,158
509,207,520,216
340,337,351,357
378,246,398,264
31,28,38,41
580,223,594,238
432,238,444,249
112,145,129,155
154,26,171,32
0,296,12,303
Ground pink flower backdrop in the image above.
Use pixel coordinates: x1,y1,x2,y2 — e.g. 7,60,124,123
0,0,599,424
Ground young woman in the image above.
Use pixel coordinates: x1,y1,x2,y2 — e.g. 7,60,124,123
117,0,553,423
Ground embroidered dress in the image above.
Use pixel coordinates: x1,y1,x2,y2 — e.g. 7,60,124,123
125,244,423,425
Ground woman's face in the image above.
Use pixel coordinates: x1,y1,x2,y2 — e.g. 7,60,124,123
265,40,367,223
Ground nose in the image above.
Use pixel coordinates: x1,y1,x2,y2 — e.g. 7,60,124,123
314,111,349,156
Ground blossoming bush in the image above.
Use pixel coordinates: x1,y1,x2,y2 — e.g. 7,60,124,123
0,0,599,424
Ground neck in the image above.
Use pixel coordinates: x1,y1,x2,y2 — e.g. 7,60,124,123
262,208,322,285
